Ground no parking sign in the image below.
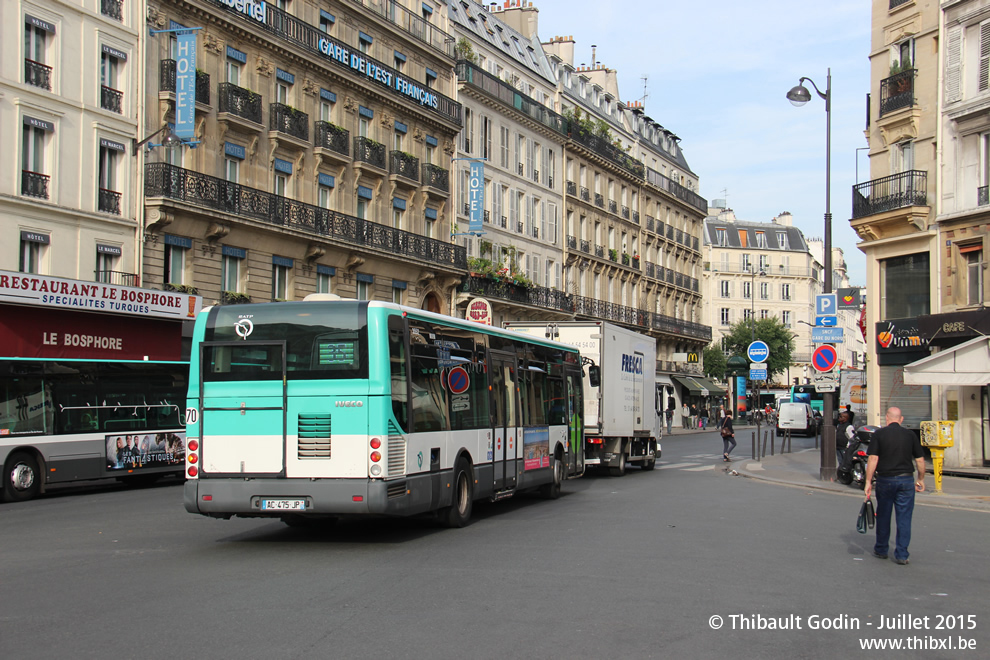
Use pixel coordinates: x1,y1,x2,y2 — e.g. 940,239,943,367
447,366,470,394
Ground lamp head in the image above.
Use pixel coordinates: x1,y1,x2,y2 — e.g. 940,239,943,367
161,127,183,148
786,83,811,107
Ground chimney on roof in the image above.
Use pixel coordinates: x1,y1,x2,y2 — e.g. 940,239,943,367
591,45,596,70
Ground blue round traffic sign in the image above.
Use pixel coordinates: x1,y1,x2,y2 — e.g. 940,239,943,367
747,340,769,363
812,344,838,372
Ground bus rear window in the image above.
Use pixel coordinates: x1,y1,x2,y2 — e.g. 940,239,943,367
203,302,368,380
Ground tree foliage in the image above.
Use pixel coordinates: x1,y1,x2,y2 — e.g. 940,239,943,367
702,344,727,380
720,317,795,383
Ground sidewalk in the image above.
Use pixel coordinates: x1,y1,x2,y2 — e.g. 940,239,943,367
731,432,990,512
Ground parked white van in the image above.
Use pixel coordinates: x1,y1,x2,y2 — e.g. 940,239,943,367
777,402,814,436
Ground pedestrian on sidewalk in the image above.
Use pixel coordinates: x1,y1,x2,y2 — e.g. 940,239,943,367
690,404,698,430
664,408,673,436
681,403,690,430
864,406,926,565
699,405,709,430
719,415,735,461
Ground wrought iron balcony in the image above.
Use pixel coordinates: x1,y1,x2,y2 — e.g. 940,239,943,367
692,237,700,251
595,244,605,258
608,199,618,214
889,0,911,7
566,125,645,179
460,276,572,313
347,0,455,58
644,167,707,213
879,69,916,116
484,210,491,223
626,208,633,221
566,180,577,196
159,60,211,105
22,171,50,199
531,226,539,239
979,186,989,207
566,235,577,249
548,176,554,188
646,216,655,232
580,186,590,202
101,85,122,113
499,215,507,228
656,220,665,236
516,220,524,233
218,83,262,124
390,151,420,183
456,60,566,136
101,0,123,21
851,170,928,219
580,239,590,253
98,188,121,215
569,293,712,341
315,121,349,156
144,163,467,270
354,136,387,169
533,169,540,183
96,270,138,286
270,103,309,142
621,253,630,266
25,59,52,91
645,262,655,278
594,193,604,208
421,163,449,193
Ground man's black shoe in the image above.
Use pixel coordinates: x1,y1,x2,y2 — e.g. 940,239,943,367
872,552,888,559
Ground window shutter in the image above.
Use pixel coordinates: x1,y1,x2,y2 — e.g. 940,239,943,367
945,25,962,102
980,23,990,93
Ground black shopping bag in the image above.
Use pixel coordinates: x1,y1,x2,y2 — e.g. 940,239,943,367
856,499,876,534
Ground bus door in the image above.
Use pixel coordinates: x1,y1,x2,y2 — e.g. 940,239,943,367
490,352,519,491
198,341,288,477
566,368,584,476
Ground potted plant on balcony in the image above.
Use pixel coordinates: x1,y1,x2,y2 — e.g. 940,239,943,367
608,248,618,261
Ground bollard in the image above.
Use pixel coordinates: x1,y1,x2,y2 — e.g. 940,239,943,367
787,429,792,454
752,431,756,461
761,430,768,460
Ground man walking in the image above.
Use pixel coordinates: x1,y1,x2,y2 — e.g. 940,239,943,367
699,405,709,430
864,407,926,565
681,403,690,430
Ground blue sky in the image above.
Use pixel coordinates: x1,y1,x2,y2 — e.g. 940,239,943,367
529,0,871,284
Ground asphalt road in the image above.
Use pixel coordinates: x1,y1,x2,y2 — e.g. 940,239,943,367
2,432,988,659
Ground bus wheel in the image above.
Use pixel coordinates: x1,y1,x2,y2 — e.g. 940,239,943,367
541,450,563,499
442,458,473,528
608,451,627,477
4,452,41,502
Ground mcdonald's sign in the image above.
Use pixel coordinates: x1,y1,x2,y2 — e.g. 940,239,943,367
686,352,699,363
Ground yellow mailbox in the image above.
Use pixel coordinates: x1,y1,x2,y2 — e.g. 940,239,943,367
920,421,954,494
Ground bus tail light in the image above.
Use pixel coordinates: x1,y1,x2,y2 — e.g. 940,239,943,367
370,438,382,449
188,465,198,477
188,439,199,452
187,438,200,479
188,453,199,464
370,451,382,463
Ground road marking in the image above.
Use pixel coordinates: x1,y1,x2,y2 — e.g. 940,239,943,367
683,465,716,472
657,462,699,469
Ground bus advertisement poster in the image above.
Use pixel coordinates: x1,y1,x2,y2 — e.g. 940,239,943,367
105,431,185,472
523,427,550,470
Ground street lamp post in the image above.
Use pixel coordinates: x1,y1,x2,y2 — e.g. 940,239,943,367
787,69,836,481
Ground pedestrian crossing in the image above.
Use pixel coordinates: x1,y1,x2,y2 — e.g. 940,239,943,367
656,453,728,471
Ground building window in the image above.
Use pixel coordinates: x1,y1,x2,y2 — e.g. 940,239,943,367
319,10,335,34
716,228,727,246
24,20,52,90
720,308,730,326
22,122,49,199
781,283,791,301
892,140,914,174
760,282,769,300
226,59,240,85
272,262,289,300
95,245,121,283
275,0,290,11
777,231,789,250
463,108,472,154
358,31,372,55
100,48,122,113
225,158,239,183
392,206,404,229
742,254,752,271
962,245,984,305
276,81,289,105
98,144,120,214
482,116,492,160
317,268,333,294
760,309,770,320
743,281,752,299
782,311,791,328
222,253,241,293
357,275,372,300
880,252,929,318
759,254,769,270
318,184,332,208
392,280,406,304
500,126,509,169
720,280,730,298
19,233,48,274
743,309,754,321
164,242,186,285
755,232,768,248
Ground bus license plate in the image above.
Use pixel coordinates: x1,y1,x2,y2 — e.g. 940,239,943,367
261,499,306,511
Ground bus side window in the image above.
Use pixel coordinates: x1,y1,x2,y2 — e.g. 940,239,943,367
388,316,409,433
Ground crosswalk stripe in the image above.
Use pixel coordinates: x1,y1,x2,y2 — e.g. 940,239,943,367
683,465,716,471
657,462,699,469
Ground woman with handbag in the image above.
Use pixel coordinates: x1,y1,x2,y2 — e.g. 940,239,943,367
720,415,736,462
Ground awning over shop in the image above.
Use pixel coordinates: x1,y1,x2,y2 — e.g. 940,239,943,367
655,374,674,387
903,336,990,386
693,377,728,395
671,375,721,396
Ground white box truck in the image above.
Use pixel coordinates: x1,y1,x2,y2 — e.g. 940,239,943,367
504,321,661,476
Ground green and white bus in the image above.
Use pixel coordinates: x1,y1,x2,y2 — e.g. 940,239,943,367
183,296,588,527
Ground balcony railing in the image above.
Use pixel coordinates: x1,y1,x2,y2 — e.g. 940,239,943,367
889,0,911,9
608,199,618,214
566,125,645,179
499,215,507,228
595,244,605,258
270,103,309,141
461,276,572,313
346,0,455,58
22,171,50,199
218,83,262,124
354,136,387,169
623,206,631,220
516,220,524,233
594,193,604,208
852,170,927,219
570,294,712,341
422,163,449,192
159,60,211,105
456,61,566,136
96,270,138,286
580,186,590,202
25,59,52,91
101,0,123,21
979,186,989,207
646,216,655,232
879,69,916,116
145,163,466,270
98,188,122,215
101,85,122,113
566,235,577,249
580,239,590,253
645,167,707,213
390,151,420,183
315,121,349,156
566,180,577,196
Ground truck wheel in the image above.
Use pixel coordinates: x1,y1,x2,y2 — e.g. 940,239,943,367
608,451,626,477
4,451,42,502
541,450,563,499
641,444,656,471
441,458,473,528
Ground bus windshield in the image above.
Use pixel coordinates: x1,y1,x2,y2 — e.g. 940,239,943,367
203,302,369,381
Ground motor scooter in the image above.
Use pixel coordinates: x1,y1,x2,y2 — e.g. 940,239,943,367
836,425,877,489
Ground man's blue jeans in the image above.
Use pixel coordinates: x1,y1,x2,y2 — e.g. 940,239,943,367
874,475,916,561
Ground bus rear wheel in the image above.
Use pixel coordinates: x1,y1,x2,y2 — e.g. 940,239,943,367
541,450,563,499
441,458,473,528
4,451,41,502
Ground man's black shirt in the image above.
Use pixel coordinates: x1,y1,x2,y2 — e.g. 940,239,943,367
867,422,924,476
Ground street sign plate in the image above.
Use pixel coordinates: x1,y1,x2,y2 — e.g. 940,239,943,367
812,327,845,343
750,362,766,370
813,372,838,392
747,340,769,363
812,344,839,372
815,316,838,327
816,294,837,316
749,368,768,380
815,383,837,392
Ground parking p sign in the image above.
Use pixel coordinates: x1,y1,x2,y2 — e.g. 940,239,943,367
747,340,769,363
816,294,837,316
